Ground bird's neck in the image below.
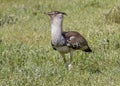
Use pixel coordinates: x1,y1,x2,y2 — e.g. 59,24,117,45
51,18,64,46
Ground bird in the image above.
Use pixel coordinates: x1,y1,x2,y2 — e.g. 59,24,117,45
45,11,92,70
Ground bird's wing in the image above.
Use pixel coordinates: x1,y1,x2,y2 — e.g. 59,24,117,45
62,31,91,51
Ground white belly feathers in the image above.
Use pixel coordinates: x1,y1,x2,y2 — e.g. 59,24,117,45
56,46,71,54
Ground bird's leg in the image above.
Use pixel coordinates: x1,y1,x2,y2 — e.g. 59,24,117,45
60,53,68,69
68,50,74,70
70,50,73,63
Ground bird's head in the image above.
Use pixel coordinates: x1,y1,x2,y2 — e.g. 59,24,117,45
45,11,67,23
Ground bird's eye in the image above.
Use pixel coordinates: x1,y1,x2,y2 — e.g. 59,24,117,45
55,12,58,14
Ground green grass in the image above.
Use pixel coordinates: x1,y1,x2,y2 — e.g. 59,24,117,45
0,0,120,86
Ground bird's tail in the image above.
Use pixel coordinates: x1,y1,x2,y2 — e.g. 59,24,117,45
83,46,92,52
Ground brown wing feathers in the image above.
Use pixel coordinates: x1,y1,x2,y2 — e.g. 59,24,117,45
62,31,92,52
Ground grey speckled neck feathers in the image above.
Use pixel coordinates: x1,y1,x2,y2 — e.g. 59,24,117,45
48,11,66,46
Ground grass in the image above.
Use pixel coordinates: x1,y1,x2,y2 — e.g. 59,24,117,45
0,0,120,86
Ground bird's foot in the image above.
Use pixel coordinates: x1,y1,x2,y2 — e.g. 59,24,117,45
68,63,72,70
65,63,72,70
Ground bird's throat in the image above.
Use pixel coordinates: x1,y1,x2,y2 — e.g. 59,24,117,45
51,24,62,46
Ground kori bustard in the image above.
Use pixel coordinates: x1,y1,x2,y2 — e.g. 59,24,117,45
45,11,92,70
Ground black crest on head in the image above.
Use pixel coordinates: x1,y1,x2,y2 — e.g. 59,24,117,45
45,11,67,15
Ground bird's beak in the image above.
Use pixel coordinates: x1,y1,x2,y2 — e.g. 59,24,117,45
62,12,67,16
44,12,52,16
